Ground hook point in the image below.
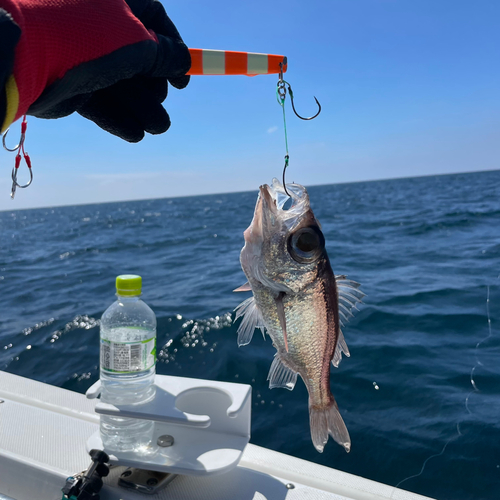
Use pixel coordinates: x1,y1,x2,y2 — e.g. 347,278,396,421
2,128,22,152
289,87,321,121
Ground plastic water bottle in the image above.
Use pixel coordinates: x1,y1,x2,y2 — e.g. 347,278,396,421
99,275,157,454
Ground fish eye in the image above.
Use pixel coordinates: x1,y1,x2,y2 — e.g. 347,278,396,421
288,226,325,263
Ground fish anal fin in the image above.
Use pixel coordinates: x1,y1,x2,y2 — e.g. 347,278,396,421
234,296,265,347
331,329,350,368
267,355,297,391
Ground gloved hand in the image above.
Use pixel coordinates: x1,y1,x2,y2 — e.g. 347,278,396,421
0,0,191,142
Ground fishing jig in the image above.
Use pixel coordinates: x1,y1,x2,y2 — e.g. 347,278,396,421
2,115,33,199
276,58,321,195
2,49,283,201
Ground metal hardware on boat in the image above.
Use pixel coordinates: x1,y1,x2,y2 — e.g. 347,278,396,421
118,468,177,494
157,434,174,447
62,449,110,500
0,399,4,403
286,483,296,489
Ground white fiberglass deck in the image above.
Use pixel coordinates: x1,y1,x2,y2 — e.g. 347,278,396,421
0,371,434,500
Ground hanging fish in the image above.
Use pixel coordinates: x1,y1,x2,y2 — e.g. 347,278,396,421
234,179,363,453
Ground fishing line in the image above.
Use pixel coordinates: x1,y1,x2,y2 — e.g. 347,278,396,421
464,285,493,416
394,433,459,491
276,69,290,196
275,59,321,196
394,284,496,492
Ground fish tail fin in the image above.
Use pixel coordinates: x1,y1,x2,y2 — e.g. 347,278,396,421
309,400,351,453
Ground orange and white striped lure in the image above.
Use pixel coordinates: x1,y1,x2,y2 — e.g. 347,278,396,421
187,49,287,76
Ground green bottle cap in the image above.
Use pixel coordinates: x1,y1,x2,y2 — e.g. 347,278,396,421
116,275,142,296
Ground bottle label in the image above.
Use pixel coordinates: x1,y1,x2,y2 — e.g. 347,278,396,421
100,337,156,373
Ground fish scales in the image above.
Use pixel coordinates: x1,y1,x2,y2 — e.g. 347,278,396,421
234,178,363,453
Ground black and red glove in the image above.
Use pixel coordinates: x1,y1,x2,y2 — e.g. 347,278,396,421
0,0,191,142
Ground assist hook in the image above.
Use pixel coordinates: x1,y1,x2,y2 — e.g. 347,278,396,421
2,116,33,199
2,125,25,152
277,60,321,121
276,59,321,196
288,86,321,121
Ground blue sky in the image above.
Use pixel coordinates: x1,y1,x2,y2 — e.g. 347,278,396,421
1,0,499,210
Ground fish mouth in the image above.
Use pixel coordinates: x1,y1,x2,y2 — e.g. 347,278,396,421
266,178,308,211
243,186,268,245
243,183,279,244
259,183,278,215
243,179,309,245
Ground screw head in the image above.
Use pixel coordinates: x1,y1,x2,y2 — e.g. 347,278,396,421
286,483,295,489
157,435,174,447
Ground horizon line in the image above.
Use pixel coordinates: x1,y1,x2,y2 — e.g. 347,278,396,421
1,168,499,213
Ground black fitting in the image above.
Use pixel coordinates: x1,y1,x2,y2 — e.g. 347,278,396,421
62,449,110,500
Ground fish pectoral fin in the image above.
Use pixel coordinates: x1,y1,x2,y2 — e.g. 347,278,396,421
233,281,252,292
331,329,350,368
267,355,297,391
234,296,265,346
274,292,288,352
335,275,365,326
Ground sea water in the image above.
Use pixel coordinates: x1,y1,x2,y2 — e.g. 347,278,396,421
1,171,499,500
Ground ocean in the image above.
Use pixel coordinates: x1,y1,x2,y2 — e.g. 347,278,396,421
1,170,499,500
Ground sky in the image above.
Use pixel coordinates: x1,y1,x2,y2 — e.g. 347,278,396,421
1,0,499,210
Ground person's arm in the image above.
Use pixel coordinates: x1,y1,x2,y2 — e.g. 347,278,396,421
0,0,190,142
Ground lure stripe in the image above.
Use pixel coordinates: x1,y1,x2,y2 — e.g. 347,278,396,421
187,49,287,76
225,51,247,75
202,50,225,75
247,53,269,75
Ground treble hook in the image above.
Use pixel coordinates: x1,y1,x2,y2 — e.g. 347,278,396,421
288,85,321,121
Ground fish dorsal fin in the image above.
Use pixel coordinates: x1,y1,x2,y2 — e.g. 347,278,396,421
332,329,350,368
233,282,252,292
267,355,297,391
234,296,265,346
335,275,364,327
